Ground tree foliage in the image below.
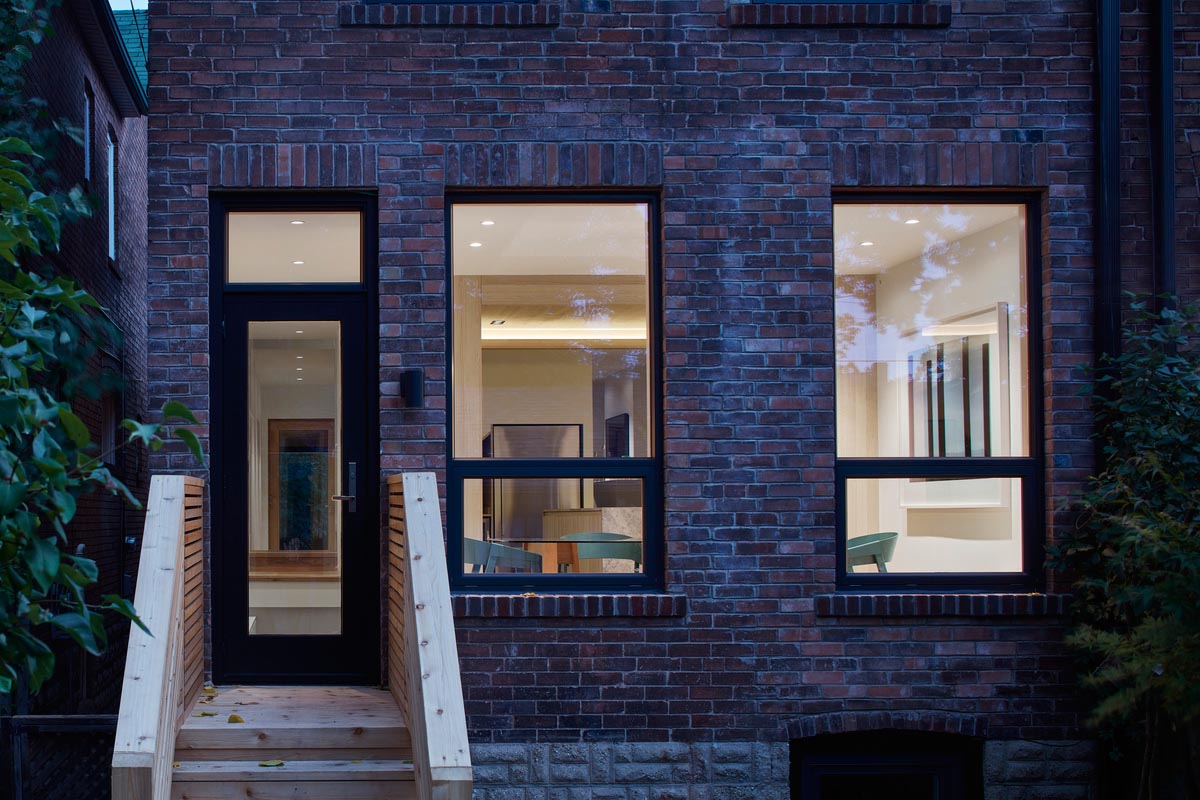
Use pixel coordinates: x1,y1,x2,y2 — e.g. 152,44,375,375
0,0,201,695
1049,298,1200,796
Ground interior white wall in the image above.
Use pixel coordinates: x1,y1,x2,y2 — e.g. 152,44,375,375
482,349,595,446
839,216,1025,574
249,579,340,635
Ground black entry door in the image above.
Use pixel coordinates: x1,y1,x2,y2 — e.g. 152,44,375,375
216,295,378,683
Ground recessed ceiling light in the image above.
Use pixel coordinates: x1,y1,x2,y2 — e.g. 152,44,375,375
296,377,303,382
295,330,304,334
860,241,875,247
480,220,495,226
290,220,305,225
904,218,920,225
296,356,304,360
292,260,305,265
296,367,303,372
489,320,506,326
469,242,483,248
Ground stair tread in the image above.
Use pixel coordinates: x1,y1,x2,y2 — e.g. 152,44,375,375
176,686,410,752
173,759,415,782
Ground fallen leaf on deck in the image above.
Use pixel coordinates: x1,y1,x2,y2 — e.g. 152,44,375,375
521,592,537,597
258,760,285,767
234,701,259,706
173,762,180,768
352,760,363,764
193,711,217,717
227,714,245,724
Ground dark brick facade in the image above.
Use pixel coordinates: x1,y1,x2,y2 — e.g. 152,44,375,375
145,0,1198,776
21,3,150,717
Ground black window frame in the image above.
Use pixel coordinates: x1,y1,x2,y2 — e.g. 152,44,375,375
83,81,94,188
833,191,1044,592
445,192,665,592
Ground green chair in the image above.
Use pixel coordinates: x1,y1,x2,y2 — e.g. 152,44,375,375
846,531,899,573
558,532,642,573
462,537,492,573
462,537,542,573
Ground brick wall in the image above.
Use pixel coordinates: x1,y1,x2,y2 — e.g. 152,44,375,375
145,0,1197,777
21,5,149,715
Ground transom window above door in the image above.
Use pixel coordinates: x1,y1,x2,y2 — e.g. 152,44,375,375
226,211,363,284
447,197,662,590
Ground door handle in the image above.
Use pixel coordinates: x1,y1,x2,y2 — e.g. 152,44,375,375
332,461,357,513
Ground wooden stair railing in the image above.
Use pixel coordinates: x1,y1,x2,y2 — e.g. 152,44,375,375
111,475,205,800
387,472,473,800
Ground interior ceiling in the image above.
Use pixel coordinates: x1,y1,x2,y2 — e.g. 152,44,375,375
452,203,650,277
453,203,652,344
228,212,362,284
834,204,1020,275
250,321,339,387
478,276,647,343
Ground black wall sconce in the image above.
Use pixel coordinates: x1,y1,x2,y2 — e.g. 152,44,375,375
399,368,424,409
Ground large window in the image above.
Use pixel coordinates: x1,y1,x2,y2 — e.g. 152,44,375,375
448,196,660,589
834,198,1041,588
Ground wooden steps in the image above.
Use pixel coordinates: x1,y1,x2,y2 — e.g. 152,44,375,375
172,686,415,800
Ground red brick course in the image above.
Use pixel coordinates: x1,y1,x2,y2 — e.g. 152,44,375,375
146,0,1199,744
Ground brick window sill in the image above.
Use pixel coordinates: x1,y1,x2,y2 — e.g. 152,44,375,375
452,593,687,619
815,593,1068,617
339,2,560,27
727,3,951,29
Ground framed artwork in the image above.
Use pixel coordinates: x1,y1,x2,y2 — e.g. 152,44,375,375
267,419,336,551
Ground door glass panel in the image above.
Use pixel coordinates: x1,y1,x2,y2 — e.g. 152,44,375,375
227,211,362,283
247,321,342,635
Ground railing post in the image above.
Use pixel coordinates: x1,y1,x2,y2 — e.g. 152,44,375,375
388,472,472,800
111,475,205,800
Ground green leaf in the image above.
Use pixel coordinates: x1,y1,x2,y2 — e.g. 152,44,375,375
161,400,199,425
0,137,35,156
175,428,205,465
26,535,59,593
122,419,161,448
101,595,149,636
52,489,76,524
64,554,98,583
0,395,19,427
57,405,90,447
48,612,101,655
0,482,25,515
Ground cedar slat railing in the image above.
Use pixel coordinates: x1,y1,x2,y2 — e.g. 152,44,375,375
387,472,472,800
111,475,206,800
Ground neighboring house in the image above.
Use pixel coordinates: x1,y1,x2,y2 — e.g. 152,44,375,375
0,0,149,797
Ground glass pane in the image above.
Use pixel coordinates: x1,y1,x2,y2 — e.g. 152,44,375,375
462,478,643,575
228,211,362,283
845,477,1022,574
451,203,651,460
834,204,1028,458
247,321,342,635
